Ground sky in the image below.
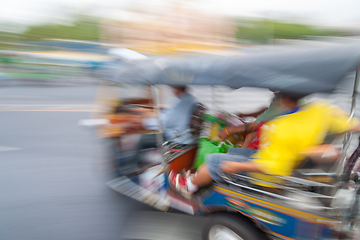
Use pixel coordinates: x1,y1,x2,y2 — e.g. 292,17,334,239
1,0,360,30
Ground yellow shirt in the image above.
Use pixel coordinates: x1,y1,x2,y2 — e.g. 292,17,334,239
249,100,359,187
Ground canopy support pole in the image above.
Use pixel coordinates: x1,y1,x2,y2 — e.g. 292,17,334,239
151,85,165,163
339,69,359,175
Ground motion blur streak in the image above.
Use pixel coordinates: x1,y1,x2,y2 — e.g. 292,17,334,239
1,0,360,240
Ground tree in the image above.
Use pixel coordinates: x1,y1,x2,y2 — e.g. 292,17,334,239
236,18,344,44
23,16,100,41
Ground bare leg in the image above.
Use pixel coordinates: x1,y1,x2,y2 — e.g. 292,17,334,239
191,165,213,187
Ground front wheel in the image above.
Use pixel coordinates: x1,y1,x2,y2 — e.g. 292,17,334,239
202,213,266,240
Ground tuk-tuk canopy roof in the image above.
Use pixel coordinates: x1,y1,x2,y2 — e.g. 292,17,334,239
115,44,360,95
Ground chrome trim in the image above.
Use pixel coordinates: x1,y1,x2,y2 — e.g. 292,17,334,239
221,175,299,201
296,171,337,177
229,173,335,200
278,175,334,188
230,173,334,188
222,173,336,209
219,178,334,212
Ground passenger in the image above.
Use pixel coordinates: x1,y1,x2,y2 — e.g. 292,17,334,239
168,95,360,197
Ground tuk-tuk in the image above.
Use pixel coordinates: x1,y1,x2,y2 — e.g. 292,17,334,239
93,43,360,240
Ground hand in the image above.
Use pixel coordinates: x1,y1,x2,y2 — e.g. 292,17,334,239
220,161,240,174
218,128,230,140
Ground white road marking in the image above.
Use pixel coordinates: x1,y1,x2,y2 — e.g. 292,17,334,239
0,146,21,152
0,104,103,112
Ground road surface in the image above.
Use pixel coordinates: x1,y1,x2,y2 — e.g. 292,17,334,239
0,81,204,240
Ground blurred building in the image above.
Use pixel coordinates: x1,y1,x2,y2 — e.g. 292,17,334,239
99,1,237,53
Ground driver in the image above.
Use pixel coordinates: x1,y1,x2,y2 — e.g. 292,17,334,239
168,94,360,197
142,86,199,144
128,86,199,171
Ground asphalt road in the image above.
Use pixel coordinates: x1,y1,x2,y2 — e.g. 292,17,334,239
0,81,204,240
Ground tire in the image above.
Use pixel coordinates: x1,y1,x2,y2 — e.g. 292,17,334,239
202,213,266,240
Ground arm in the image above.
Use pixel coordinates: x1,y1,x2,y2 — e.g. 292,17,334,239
300,144,341,163
218,122,258,140
350,122,360,132
237,107,268,118
241,131,257,148
306,120,360,162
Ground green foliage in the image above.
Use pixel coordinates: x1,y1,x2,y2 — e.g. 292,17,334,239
23,17,99,41
0,31,23,50
236,19,344,43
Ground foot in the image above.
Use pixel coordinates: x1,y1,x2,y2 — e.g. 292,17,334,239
184,169,196,178
168,171,194,199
